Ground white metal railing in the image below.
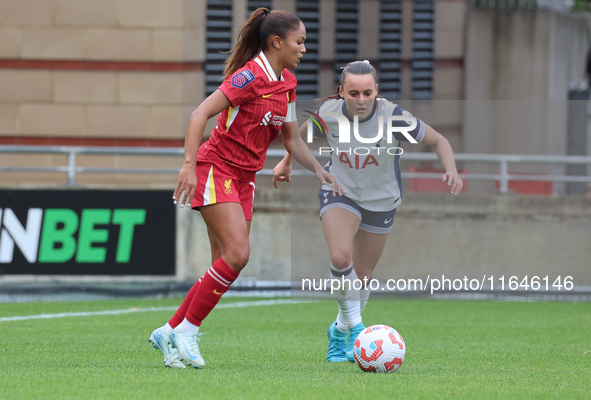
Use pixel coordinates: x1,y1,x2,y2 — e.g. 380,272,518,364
467,0,573,11
1,145,591,193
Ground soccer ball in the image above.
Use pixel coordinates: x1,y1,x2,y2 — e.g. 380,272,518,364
353,324,406,373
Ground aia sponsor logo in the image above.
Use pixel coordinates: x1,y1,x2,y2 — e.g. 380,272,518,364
338,153,379,170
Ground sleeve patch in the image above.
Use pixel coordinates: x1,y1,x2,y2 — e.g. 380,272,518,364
231,70,256,89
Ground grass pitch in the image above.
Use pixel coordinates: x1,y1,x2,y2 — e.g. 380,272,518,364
0,298,589,399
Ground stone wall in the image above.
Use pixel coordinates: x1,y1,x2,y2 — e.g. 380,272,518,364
463,8,591,193
0,0,469,187
0,0,205,140
0,0,208,186
177,185,591,286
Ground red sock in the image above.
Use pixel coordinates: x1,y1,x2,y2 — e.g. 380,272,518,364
185,257,239,326
168,278,201,328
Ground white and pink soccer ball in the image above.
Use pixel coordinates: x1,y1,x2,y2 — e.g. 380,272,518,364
353,324,406,373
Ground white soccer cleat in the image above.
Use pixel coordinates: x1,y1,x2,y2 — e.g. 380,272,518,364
169,330,206,369
149,327,186,368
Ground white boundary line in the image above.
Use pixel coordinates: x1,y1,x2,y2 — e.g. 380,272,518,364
0,299,301,323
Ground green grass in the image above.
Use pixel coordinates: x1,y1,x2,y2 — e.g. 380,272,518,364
0,298,590,399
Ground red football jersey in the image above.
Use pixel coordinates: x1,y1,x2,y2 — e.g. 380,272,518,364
198,51,297,181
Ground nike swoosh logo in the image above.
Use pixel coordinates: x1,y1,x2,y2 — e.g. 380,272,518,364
384,218,393,224
213,289,223,295
262,94,273,98
182,342,199,360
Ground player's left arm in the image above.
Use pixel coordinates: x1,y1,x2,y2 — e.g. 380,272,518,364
421,124,463,195
273,120,311,187
272,120,293,188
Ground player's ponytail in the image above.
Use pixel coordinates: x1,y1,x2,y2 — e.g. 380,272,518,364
318,60,380,101
320,84,342,101
223,8,302,79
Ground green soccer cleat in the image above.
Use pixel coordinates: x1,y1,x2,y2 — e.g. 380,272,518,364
326,321,348,362
169,330,206,369
346,322,366,362
149,327,186,368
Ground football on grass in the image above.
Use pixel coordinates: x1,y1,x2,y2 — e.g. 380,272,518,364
353,324,406,373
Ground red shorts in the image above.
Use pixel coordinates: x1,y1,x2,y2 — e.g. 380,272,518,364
191,160,256,220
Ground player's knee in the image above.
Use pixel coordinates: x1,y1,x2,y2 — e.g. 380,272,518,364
330,251,352,270
224,245,250,272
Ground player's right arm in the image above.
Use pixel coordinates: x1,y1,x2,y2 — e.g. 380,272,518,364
174,89,231,207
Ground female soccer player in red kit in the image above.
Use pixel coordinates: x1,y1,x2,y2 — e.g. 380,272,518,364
148,8,342,369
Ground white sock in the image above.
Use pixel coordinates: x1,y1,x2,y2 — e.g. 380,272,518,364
360,278,371,313
163,322,173,335
175,318,200,334
335,312,349,334
337,289,369,331
330,263,362,329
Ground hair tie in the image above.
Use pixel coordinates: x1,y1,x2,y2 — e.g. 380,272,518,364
264,9,270,16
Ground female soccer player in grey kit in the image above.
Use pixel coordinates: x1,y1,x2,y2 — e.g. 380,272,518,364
274,60,463,362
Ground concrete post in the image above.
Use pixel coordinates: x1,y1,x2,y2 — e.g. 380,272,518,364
567,88,590,194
